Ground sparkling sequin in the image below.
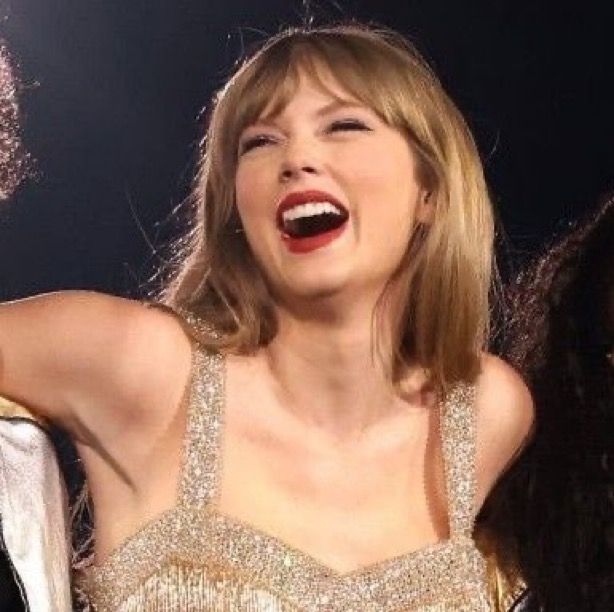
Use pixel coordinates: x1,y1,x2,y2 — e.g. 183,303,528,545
83,347,491,611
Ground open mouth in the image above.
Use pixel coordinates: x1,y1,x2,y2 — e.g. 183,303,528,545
278,201,349,239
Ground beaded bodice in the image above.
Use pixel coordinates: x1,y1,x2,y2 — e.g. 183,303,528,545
83,346,492,611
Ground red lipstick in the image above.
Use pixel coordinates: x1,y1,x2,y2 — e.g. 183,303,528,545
276,190,348,254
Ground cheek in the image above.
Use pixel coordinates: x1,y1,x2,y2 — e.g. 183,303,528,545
349,150,419,225
347,151,420,264
235,163,255,210
234,163,280,267
235,163,271,222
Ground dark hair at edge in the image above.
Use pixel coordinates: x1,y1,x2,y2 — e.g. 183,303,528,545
0,42,33,200
478,194,614,611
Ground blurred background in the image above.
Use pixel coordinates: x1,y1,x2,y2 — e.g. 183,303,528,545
1,0,612,299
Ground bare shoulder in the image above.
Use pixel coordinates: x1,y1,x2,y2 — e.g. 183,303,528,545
0,291,191,435
473,353,535,505
1,289,149,343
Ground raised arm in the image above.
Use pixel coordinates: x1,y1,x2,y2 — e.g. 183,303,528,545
0,291,191,450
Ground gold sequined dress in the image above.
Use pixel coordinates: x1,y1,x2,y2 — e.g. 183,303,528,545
83,346,496,611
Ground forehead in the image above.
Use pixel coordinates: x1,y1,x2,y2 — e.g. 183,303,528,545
223,40,400,164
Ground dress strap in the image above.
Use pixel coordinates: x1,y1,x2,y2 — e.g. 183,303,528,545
439,381,478,539
177,344,225,508
143,302,226,508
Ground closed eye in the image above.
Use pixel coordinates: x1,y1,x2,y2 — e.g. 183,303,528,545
327,118,372,133
239,134,277,155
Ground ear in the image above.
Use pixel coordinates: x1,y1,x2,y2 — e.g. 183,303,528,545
415,189,434,225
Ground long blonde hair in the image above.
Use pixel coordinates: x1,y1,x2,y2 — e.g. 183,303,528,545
162,23,494,390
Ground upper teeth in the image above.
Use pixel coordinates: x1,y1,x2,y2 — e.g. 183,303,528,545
282,201,343,223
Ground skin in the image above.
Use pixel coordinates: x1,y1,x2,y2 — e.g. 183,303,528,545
236,73,429,310
0,69,534,573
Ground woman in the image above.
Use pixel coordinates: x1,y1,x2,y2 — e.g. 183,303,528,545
0,42,72,612
0,24,533,610
482,196,614,610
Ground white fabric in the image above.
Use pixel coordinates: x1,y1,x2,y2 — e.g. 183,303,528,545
0,419,72,611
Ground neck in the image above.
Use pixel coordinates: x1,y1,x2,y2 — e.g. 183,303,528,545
261,297,422,438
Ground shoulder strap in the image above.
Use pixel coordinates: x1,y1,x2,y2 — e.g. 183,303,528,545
176,344,225,508
143,301,226,508
440,381,478,539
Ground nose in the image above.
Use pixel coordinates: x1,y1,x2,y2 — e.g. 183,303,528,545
280,164,319,182
278,139,322,183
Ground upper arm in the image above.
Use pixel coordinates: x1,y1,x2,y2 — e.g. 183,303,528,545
0,291,192,443
474,353,535,508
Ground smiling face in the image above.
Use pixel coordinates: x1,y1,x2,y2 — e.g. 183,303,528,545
234,69,430,307
171,25,494,386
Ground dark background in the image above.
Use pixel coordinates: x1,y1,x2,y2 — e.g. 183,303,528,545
1,0,613,300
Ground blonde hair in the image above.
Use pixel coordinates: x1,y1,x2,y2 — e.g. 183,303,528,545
162,23,494,390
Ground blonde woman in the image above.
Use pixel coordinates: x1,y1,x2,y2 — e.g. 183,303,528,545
0,24,533,610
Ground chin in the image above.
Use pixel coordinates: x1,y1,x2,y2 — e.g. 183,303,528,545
291,281,347,301
278,271,352,304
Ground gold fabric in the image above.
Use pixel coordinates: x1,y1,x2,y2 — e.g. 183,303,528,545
83,347,495,610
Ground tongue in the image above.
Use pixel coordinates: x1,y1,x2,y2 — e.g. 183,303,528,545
284,213,345,238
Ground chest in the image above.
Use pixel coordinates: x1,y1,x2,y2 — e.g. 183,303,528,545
84,350,489,611
216,407,449,572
